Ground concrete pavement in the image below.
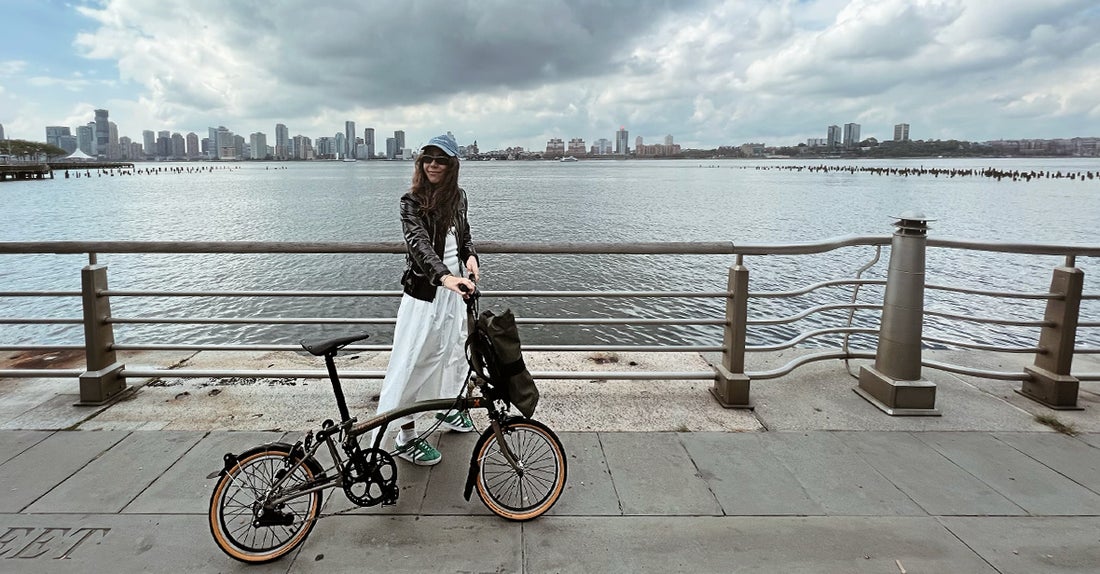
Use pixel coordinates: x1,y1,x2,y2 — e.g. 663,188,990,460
0,349,1098,573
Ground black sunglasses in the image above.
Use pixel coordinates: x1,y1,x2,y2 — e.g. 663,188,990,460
419,154,454,167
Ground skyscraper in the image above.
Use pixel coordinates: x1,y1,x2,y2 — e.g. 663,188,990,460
827,125,842,148
94,109,109,157
275,124,289,160
615,127,629,155
250,132,268,160
186,132,200,159
46,126,71,149
894,123,910,142
77,124,95,155
0,123,5,140
344,121,356,159
364,128,375,159
394,130,405,156
143,130,156,157
843,123,861,149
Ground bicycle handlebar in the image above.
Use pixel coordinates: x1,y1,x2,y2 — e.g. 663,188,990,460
458,274,481,301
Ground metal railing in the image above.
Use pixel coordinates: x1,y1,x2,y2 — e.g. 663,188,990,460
1,219,1097,414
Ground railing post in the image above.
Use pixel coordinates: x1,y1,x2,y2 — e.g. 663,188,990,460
78,262,126,404
1020,260,1083,409
855,214,940,415
710,259,752,408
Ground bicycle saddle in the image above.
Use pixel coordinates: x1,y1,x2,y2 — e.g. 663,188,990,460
300,333,370,356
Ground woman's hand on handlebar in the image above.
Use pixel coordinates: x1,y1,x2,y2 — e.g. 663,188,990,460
465,256,480,283
441,274,477,298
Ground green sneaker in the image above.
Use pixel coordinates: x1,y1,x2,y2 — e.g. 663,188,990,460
394,436,441,466
436,411,474,433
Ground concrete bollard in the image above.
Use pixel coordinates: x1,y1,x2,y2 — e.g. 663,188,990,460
855,214,940,415
711,260,752,408
78,263,126,405
1020,261,1083,409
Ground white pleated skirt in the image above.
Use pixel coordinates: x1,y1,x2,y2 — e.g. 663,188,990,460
376,232,467,428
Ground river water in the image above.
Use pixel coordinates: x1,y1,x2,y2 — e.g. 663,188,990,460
2,157,1098,349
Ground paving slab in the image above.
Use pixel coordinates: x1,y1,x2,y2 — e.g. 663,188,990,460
524,516,998,574
26,431,202,514
0,430,52,465
682,432,824,515
545,431,620,516
914,431,1100,515
992,431,1100,495
0,431,128,513
290,515,522,573
123,430,282,514
837,431,1026,515
0,513,284,574
369,430,477,517
941,516,1100,574
600,432,722,516
0,379,76,429
763,431,925,516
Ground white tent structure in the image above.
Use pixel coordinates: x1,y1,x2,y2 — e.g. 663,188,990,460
63,148,96,161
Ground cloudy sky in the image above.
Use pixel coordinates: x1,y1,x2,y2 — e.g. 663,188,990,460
1,0,1098,151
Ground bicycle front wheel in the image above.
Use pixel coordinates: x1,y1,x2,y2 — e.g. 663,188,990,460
208,444,323,564
475,419,567,520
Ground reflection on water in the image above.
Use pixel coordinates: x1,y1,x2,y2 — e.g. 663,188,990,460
2,158,1097,349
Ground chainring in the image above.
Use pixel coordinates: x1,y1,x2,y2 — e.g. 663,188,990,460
341,448,399,507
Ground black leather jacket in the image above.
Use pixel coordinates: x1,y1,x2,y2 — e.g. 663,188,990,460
399,188,478,302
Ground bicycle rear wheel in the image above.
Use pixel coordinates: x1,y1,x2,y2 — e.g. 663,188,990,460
208,444,323,564
475,418,567,520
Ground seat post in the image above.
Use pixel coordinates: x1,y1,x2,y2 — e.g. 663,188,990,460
324,353,352,422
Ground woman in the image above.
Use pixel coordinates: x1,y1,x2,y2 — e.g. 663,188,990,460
376,133,480,466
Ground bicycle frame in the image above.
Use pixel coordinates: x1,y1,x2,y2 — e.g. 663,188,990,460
209,286,567,563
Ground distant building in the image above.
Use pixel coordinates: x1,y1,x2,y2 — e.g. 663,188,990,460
635,135,643,150
545,138,565,156
171,133,186,158
186,132,200,159
0,123,4,140
827,125,842,148
364,128,375,159
591,138,612,155
567,138,586,156
275,123,289,160
894,123,910,142
344,121,356,159
386,137,397,159
843,123,861,149
394,131,405,155
334,133,346,159
292,135,312,159
250,132,268,160
118,136,132,160
741,143,765,157
158,130,171,158
143,131,156,158
94,109,109,157
46,126,71,149
108,121,120,160
77,124,95,155
615,127,629,155
58,135,77,154
807,138,828,147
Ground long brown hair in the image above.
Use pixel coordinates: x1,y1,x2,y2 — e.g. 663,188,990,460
410,148,461,224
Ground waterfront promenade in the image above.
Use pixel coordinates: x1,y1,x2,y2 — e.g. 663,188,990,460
1,348,1098,573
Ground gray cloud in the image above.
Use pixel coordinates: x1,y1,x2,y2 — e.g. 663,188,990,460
38,0,1100,148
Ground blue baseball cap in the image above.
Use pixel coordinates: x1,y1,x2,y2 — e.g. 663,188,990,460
422,133,459,157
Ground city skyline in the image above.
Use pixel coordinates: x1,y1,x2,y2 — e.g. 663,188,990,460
2,2,1098,152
